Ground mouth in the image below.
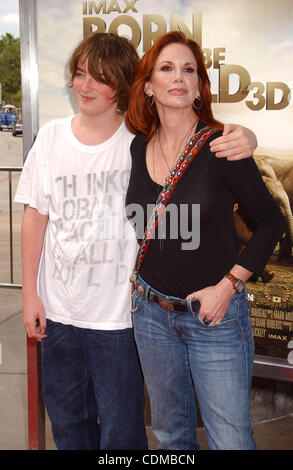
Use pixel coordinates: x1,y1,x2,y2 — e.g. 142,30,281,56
168,88,187,96
80,95,95,102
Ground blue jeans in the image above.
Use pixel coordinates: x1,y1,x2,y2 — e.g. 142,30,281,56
41,319,147,450
132,276,257,450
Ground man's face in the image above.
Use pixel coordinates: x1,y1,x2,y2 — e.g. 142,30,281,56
73,57,117,118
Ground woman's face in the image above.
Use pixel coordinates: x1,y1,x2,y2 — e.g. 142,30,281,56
145,43,200,111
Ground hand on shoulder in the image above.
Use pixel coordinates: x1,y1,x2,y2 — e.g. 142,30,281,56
210,123,257,160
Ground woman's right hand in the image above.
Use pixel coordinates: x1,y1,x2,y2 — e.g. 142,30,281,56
23,293,47,340
186,277,235,325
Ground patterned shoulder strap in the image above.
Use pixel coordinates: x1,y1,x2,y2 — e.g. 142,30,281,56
131,125,219,280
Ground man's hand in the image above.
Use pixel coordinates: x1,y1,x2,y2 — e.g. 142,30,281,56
210,124,257,160
23,293,47,340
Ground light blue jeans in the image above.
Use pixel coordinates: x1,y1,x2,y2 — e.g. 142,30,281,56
132,276,257,450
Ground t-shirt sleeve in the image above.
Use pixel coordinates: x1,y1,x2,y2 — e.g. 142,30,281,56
14,133,50,215
213,155,286,275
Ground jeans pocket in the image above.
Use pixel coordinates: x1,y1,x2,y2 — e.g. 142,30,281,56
197,315,209,326
197,298,238,328
41,319,65,353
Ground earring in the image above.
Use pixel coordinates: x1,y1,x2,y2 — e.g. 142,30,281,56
193,96,202,110
145,93,154,107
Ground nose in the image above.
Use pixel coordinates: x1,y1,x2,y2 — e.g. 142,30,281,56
173,67,183,82
81,74,94,91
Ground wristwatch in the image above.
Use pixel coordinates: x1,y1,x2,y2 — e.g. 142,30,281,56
225,272,245,293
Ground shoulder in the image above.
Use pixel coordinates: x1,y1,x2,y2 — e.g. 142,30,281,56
130,132,147,157
36,116,72,143
119,120,136,146
198,122,222,142
207,129,223,143
27,116,73,161
195,121,223,150
39,116,71,133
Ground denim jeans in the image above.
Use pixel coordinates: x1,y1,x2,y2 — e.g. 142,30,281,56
41,319,147,450
132,276,257,450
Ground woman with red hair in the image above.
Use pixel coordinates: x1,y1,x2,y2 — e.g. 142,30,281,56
126,31,285,450
126,31,222,141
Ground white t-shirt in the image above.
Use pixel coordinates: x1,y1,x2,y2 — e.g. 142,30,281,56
15,116,138,330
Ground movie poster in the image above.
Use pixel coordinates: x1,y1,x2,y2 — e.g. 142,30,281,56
36,0,293,362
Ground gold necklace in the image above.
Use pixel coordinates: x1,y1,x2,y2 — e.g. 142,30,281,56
157,119,198,174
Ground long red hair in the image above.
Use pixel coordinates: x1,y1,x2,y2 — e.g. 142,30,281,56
126,31,223,141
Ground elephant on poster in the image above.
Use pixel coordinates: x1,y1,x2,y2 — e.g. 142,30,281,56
234,155,293,282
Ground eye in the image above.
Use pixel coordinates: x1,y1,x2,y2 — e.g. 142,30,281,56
184,67,196,73
160,65,172,72
75,70,84,78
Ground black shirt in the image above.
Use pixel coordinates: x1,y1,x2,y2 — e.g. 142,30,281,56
126,121,285,298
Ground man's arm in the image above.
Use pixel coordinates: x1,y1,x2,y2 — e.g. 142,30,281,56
21,206,49,340
210,124,257,160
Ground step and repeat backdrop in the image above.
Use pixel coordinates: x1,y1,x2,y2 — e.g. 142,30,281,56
35,0,292,362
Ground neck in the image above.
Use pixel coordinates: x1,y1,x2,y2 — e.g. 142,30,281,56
157,107,198,146
150,108,198,185
72,111,124,146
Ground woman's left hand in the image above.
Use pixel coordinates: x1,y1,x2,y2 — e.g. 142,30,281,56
186,278,235,325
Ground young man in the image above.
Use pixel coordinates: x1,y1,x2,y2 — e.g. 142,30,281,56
15,32,257,450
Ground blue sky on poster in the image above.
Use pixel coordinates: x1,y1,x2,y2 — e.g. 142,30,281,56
0,0,19,37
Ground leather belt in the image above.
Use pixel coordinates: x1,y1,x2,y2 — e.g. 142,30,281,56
134,280,200,313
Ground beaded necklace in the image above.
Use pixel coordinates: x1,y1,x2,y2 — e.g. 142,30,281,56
131,125,219,282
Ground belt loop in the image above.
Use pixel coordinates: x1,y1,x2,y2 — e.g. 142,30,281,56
144,282,150,300
138,275,150,300
187,299,195,317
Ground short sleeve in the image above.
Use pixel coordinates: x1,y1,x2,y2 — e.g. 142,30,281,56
14,133,50,215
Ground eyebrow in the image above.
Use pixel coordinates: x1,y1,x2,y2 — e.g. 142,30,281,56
158,60,196,66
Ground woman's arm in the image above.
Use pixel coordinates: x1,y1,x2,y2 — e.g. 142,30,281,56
186,154,285,325
186,264,252,325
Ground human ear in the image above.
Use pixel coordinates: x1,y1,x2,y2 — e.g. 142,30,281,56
144,82,153,97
